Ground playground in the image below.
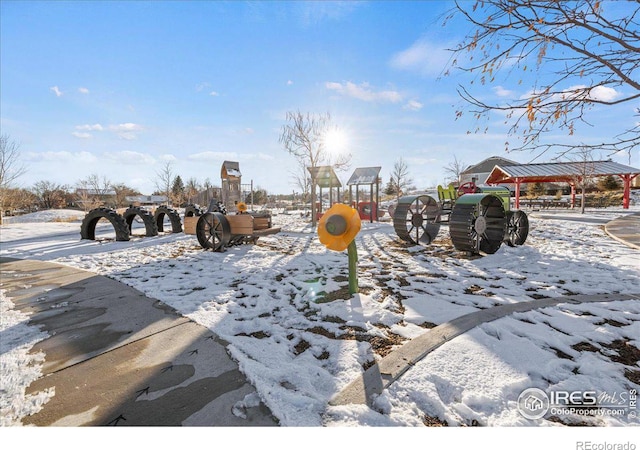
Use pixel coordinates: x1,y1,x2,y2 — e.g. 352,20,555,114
1,202,639,427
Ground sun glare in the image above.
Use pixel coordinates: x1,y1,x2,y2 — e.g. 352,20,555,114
323,128,349,155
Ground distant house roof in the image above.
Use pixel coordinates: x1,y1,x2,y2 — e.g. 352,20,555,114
75,188,117,196
461,156,520,175
486,160,640,184
347,167,381,185
221,161,241,179
125,195,167,204
308,165,342,188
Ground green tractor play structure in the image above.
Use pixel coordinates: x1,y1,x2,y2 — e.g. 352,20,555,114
393,182,529,255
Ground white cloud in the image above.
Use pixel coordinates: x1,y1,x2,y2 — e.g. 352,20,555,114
390,38,453,77
287,80,294,86
188,151,238,162
76,124,104,131
104,151,155,165
521,84,621,103
493,86,514,98
325,81,402,103
210,91,220,97
588,85,620,102
24,151,96,163
403,100,423,111
50,86,63,97
296,2,360,26
196,82,211,92
72,132,92,139
109,123,143,132
405,156,437,165
109,123,143,140
245,152,275,161
160,154,177,162
78,87,90,94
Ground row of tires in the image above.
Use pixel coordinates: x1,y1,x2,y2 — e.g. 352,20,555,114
80,206,184,241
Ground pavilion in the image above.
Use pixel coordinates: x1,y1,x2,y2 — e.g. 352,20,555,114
485,160,640,209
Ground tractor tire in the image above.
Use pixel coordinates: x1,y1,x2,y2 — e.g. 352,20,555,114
154,206,182,233
184,204,204,217
123,206,158,237
80,207,130,241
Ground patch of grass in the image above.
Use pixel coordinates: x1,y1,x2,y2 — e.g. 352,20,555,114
52,215,80,222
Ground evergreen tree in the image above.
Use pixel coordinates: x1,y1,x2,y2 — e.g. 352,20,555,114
384,176,397,196
171,175,186,206
597,175,621,191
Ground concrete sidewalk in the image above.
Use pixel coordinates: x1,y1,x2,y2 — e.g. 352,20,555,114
604,212,640,250
0,257,278,426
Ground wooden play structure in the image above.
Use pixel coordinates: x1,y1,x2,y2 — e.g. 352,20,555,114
308,165,342,221
347,167,382,222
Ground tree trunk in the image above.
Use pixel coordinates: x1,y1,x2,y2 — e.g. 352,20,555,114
311,182,317,227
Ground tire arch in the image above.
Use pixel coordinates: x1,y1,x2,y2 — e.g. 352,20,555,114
122,206,158,237
184,204,204,217
80,207,130,241
154,206,182,233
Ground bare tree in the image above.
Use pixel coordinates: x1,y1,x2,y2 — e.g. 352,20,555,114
154,162,174,206
185,177,201,204
290,158,311,206
76,174,113,210
390,158,414,203
279,110,351,225
443,155,467,185
0,134,27,224
445,1,640,161
568,147,597,214
2,187,37,215
112,183,141,208
0,134,26,189
32,180,69,210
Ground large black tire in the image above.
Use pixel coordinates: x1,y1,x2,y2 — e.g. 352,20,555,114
80,207,130,241
123,206,158,237
184,204,204,217
504,210,529,247
154,206,183,233
393,195,441,245
449,195,506,255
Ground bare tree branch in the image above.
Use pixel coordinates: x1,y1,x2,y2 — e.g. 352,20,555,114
0,134,27,190
443,155,468,184
446,0,640,160
391,158,414,203
279,110,352,225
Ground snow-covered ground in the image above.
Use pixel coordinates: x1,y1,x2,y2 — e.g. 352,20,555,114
1,206,639,435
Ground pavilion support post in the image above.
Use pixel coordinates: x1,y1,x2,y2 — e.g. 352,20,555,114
349,186,353,207
369,183,373,223
375,178,380,222
618,174,638,209
514,178,521,209
570,183,576,209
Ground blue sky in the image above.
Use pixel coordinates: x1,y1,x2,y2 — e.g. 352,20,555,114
2,1,638,195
